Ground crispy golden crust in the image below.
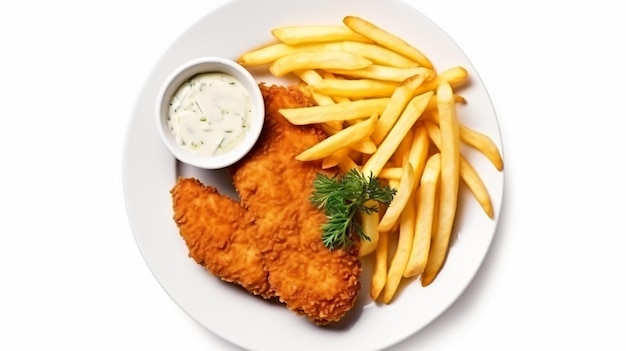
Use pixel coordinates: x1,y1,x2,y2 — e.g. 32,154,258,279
171,178,273,298
170,84,361,325
232,84,361,324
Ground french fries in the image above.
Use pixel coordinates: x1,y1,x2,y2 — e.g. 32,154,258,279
239,41,418,68
423,120,495,218
378,160,417,232
238,43,297,66
371,71,433,145
359,200,381,257
310,78,399,99
362,92,433,177
404,153,441,278
238,15,503,303
427,109,503,171
294,69,339,107
343,15,433,69
296,113,378,161
414,66,469,95
421,83,461,287
272,25,373,45
269,51,372,77
279,98,389,125
327,65,434,82
370,226,389,300
383,194,416,303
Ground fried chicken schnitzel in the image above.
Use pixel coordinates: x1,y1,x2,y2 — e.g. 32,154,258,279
233,84,361,324
170,84,361,325
171,178,273,298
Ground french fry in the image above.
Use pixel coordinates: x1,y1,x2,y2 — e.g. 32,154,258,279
358,200,381,257
424,120,494,218
322,148,350,169
336,154,360,174
460,156,494,218
332,95,352,103
426,109,503,171
295,70,344,130
414,66,468,96
311,78,399,99
460,125,503,171
391,128,414,167
294,70,337,106
239,40,418,68
378,167,402,180
238,43,298,66
326,65,434,82
371,72,432,145
407,126,430,181
269,51,372,77
343,15,433,69
280,98,390,125
421,82,460,287
362,91,434,177
335,41,419,68
272,25,373,45
296,113,378,161
317,71,355,104
321,122,377,154
350,138,377,154
404,153,441,278
370,229,389,300
396,127,430,221
383,194,416,303
424,93,462,111
319,122,341,136
378,159,417,232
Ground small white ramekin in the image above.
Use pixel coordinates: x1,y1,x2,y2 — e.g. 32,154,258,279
155,57,264,169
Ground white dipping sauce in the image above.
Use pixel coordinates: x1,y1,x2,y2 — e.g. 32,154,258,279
167,72,252,156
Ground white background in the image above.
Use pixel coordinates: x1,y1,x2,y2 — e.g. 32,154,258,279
1,0,625,350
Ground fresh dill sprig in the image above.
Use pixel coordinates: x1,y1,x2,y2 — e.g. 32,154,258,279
310,169,396,250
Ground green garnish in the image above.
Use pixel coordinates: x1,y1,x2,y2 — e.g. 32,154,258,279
310,169,396,250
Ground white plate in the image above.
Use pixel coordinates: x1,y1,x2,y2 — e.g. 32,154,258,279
122,0,504,350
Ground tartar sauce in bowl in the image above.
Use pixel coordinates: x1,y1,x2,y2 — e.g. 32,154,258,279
156,57,264,169
169,73,252,156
